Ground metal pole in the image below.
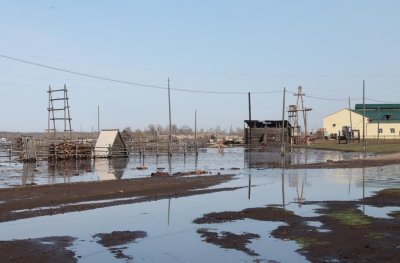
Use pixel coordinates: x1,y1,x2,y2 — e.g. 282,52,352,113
195,110,198,155
363,80,366,152
168,78,172,156
48,85,51,135
63,85,67,139
97,105,100,133
281,87,286,156
378,106,380,143
248,92,252,146
348,97,353,130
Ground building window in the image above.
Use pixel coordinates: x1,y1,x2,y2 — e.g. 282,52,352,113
379,128,383,134
390,128,395,134
384,114,392,120
332,124,336,127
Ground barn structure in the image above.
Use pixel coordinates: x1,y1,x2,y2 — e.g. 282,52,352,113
94,129,128,158
244,120,292,147
323,104,400,139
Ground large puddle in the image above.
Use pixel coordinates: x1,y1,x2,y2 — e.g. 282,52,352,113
0,147,399,262
0,147,379,187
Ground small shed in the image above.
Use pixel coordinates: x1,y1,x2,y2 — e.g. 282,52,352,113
94,129,128,158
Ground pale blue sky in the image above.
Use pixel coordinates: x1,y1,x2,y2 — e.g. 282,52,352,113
1,0,399,132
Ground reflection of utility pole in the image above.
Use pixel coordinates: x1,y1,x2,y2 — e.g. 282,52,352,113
296,181,305,207
195,153,198,171
248,173,251,200
348,174,352,195
362,167,365,214
294,173,305,207
167,198,171,226
281,169,285,209
168,155,172,177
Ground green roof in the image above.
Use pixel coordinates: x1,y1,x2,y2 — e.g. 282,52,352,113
355,104,400,110
353,104,400,123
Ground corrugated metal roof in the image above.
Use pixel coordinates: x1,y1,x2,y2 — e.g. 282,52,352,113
94,129,120,157
352,104,400,122
353,108,400,122
354,104,400,110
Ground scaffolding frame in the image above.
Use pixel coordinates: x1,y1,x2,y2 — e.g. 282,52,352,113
47,84,72,139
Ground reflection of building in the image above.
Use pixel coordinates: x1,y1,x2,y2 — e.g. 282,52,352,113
22,162,36,185
323,104,400,139
244,150,292,168
48,159,92,177
95,158,128,181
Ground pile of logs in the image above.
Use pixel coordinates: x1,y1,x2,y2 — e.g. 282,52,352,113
48,142,93,160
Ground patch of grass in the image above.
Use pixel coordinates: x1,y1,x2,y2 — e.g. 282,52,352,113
266,206,296,216
378,188,400,196
294,237,329,248
302,141,400,153
328,210,371,226
368,232,384,239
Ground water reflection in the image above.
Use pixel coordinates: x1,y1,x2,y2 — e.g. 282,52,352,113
47,159,93,184
95,158,129,181
244,149,292,168
22,162,36,185
1,148,400,262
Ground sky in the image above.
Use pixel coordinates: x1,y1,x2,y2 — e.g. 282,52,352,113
0,0,400,132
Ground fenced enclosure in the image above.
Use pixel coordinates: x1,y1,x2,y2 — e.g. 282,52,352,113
2,136,208,162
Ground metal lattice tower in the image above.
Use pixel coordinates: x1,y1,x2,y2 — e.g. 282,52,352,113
288,86,312,143
47,84,72,139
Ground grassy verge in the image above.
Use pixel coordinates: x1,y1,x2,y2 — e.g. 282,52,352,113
299,140,400,153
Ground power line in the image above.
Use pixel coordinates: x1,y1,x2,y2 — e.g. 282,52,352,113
365,97,400,104
0,54,167,89
1,54,398,100
0,54,281,95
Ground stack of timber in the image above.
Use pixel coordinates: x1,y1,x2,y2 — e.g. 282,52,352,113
48,141,92,160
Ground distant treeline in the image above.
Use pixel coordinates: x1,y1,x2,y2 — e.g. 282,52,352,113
0,124,244,141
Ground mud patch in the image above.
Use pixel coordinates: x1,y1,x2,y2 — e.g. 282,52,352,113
194,188,400,262
0,236,76,263
197,228,260,256
93,230,147,260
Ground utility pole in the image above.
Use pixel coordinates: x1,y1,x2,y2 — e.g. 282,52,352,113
281,87,286,156
378,106,380,143
248,92,252,147
348,97,353,130
363,80,366,152
97,105,100,133
168,78,172,156
195,110,198,155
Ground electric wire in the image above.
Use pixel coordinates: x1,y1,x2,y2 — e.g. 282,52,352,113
0,54,397,101
0,54,281,95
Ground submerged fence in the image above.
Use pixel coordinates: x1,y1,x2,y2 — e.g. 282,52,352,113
2,137,206,162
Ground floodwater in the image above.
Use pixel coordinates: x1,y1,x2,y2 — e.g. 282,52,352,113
1,147,400,262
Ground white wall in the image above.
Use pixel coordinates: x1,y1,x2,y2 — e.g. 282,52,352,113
323,108,400,139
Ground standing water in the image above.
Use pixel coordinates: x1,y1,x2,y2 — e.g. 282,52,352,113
0,147,399,262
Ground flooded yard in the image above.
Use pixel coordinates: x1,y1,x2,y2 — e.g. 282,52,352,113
0,147,399,262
